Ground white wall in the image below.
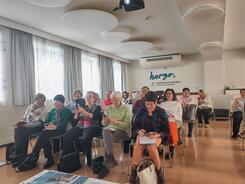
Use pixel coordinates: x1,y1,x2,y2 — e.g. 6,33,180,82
224,49,245,88
127,54,204,93
203,60,224,94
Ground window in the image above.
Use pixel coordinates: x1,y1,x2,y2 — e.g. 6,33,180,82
0,28,7,105
33,36,64,100
81,52,100,96
113,61,122,92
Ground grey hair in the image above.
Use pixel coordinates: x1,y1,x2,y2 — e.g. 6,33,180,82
111,91,122,99
85,91,95,99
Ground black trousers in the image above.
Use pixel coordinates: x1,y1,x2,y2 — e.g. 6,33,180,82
14,124,44,155
232,111,243,136
63,126,101,166
197,108,211,124
32,128,65,160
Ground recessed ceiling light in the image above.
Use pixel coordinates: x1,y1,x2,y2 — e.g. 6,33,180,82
24,0,71,8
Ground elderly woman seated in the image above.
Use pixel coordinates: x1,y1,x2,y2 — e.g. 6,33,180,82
102,91,132,169
62,91,102,166
129,91,169,184
178,88,197,137
29,94,72,168
66,89,86,127
10,93,47,159
197,89,212,128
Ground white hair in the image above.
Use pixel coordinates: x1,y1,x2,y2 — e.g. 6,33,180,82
111,91,122,99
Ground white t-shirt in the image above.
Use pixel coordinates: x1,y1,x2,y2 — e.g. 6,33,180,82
159,101,183,122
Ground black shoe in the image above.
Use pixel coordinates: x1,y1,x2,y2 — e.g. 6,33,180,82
129,167,137,184
97,166,109,179
43,157,54,169
156,167,165,184
187,133,192,137
231,135,238,139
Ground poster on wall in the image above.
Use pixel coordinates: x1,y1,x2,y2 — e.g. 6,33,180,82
149,71,181,88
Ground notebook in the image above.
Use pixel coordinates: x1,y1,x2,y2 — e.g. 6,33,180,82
139,136,156,145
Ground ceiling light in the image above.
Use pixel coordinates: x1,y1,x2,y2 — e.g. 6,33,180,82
115,0,145,12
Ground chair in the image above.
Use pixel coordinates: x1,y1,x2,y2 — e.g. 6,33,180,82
178,126,186,156
239,123,245,151
127,138,173,177
29,132,41,149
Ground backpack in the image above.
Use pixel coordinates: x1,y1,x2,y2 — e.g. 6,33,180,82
13,154,38,172
91,156,109,179
137,159,158,184
57,142,81,173
5,143,16,164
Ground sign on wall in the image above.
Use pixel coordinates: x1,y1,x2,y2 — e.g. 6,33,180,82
149,71,181,87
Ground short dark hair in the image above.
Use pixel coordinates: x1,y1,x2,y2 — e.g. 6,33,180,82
182,88,190,92
240,88,245,92
164,88,177,101
54,94,65,103
144,91,157,102
73,89,82,97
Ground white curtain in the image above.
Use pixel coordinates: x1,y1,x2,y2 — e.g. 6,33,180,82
121,62,127,92
0,26,7,106
113,60,122,92
11,29,35,106
33,36,64,100
99,55,114,97
64,45,82,101
81,51,100,96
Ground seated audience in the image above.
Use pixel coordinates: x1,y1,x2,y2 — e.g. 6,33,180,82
122,91,133,105
11,93,47,159
231,88,245,138
29,94,72,168
132,86,150,114
178,88,197,137
66,89,86,127
129,91,169,184
197,89,212,128
102,91,131,169
62,91,102,166
159,88,182,158
101,90,113,110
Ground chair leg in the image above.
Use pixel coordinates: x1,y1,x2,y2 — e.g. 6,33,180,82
121,142,125,174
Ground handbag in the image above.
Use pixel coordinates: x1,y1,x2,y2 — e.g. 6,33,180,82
137,159,157,184
57,143,81,173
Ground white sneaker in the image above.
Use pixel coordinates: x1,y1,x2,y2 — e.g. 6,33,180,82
204,124,209,128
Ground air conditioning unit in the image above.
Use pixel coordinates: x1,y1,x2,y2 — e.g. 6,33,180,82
140,54,182,68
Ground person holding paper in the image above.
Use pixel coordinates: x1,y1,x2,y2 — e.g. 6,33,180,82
10,93,47,159
196,89,212,128
29,94,72,169
102,91,132,170
129,91,169,184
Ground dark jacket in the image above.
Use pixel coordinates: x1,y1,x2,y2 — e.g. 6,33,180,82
132,106,169,142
